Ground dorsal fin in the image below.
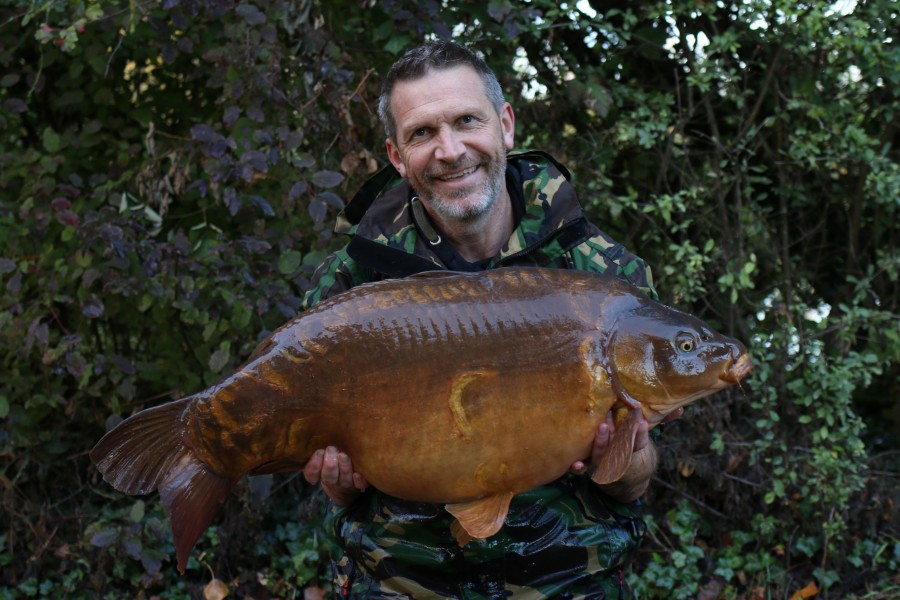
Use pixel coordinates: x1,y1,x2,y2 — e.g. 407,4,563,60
591,408,643,485
445,491,515,547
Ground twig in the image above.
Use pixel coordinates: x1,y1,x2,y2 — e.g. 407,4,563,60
651,476,727,519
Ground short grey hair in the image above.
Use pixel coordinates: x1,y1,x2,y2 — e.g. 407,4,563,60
377,40,506,141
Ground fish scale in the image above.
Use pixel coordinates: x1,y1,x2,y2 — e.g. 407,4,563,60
91,266,752,573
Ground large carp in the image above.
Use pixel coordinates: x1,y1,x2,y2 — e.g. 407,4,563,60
91,267,751,573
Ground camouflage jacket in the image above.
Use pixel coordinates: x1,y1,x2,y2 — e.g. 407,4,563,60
302,150,657,599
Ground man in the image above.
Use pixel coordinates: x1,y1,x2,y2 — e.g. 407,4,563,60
301,40,674,599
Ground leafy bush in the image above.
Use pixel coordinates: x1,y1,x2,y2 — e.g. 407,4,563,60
1,0,897,598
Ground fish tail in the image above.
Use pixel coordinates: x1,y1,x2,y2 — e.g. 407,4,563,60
90,397,194,495
90,396,234,574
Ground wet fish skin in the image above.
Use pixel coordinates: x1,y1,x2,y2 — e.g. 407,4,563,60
90,267,751,573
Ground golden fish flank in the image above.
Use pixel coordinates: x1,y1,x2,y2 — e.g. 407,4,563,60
90,266,752,574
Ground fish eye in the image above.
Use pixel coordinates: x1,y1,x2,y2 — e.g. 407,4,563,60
676,334,696,353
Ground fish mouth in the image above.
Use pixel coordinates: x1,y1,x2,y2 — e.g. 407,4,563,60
720,354,753,384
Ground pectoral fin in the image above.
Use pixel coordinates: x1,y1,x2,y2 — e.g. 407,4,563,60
591,407,643,485
445,492,515,547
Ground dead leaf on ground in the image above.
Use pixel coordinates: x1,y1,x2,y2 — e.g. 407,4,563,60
204,578,229,600
790,581,819,600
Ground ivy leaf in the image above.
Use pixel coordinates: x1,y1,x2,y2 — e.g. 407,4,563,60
278,249,302,275
42,127,61,153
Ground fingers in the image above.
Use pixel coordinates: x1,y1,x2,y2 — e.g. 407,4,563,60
571,412,616,474
304,446,367,506
302,449,325,485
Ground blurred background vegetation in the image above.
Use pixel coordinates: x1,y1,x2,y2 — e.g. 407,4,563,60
1,0,897,597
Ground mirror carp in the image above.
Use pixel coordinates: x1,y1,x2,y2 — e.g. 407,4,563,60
91,267,752,573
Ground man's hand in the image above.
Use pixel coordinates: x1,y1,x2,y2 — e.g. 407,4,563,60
303,446,369,507
570,408,684,502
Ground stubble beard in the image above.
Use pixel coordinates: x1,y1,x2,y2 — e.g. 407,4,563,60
420,152,507,224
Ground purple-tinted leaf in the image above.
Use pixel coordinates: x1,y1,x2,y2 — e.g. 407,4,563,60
207,139,230,158
318,191,345,210
235,3,266,25
57,183,81,197
66,352,87,378
57,210,80,227
187,179,208,198
253,129,273,144
6,271,21,295
246,105,265,122
284,129,303,151
236,163,255,182
248,195,274,217
238,238,271,254
141,549,162,576
122,537,143,561
260,24,276,43
308,198,327,228
162,0,180,8
0,258,15,274
190,123,218,142
3,98,27,114
82,297,105,319
288,181,308,200
223,106,241,128
242,150,268,171
294,153,315,169
90,528,118,547
312,170,344,188
51,197,71,211
112,354,135,375
27,318,49,351
161,44,177,64
224,187,240,216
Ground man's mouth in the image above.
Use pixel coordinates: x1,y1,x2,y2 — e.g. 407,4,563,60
431,165,477,182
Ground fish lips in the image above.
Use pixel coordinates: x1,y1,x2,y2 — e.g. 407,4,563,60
719,353,753,384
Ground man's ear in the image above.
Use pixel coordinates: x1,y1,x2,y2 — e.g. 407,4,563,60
500,103,515,150
385,138,407,178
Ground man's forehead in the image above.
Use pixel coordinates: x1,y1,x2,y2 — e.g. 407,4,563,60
390,66,488,120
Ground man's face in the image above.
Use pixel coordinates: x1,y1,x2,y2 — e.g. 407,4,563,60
385,65,515,223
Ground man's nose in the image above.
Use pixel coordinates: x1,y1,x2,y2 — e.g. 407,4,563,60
433,127,465,162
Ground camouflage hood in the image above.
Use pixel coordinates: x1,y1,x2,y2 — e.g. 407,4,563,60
335,150,596,277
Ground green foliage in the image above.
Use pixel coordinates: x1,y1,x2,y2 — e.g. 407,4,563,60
1,0,897,597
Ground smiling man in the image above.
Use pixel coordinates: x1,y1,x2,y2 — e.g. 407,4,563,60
300,41,669,599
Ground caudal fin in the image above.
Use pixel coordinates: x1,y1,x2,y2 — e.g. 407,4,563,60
90,397,234,573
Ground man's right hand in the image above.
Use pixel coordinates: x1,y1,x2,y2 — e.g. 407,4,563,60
303,446,369,507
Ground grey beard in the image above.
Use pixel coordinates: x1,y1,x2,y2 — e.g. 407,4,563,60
423,157,506,223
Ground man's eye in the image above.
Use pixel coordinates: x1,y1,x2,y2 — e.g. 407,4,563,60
413,129,427,138
460,115,475,125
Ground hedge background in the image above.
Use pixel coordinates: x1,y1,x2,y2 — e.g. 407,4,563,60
1,0,897,598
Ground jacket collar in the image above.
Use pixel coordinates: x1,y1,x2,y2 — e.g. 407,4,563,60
339,150,591,277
